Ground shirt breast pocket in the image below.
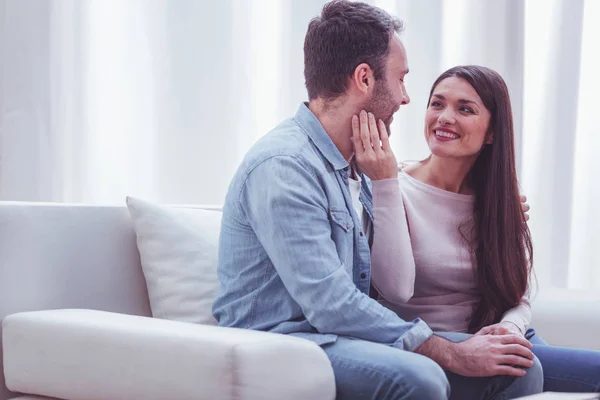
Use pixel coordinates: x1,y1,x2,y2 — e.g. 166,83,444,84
329,209,355,264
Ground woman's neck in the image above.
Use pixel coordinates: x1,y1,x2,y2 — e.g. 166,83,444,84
407,156,475,195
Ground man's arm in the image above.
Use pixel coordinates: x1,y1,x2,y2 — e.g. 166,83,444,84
415,335,456,370
240,155,431,351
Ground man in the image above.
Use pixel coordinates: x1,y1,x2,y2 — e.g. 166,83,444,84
213,1,542,398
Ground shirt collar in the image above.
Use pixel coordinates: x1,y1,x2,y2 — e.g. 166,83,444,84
294,103,349,171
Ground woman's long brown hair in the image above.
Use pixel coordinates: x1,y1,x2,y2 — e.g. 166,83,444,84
427,66,533,333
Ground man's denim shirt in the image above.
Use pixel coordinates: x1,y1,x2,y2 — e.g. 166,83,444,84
212,103,432,351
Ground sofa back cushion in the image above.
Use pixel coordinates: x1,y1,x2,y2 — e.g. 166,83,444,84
126,197,222,325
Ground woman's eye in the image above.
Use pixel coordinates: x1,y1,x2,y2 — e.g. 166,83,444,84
460,106,474,114
430,101,442,108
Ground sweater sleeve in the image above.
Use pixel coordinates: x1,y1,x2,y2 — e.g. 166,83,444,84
370,178,416,304
500,293,532,334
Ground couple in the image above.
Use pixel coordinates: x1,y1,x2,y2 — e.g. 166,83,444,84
213,1,600,399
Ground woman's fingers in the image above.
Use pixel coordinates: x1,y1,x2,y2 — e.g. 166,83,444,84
474,327,489,336
493,327,511,335
368,112,380,152
520,194,531,221
359,110,372,152
378,119,391,152
351,115,363,153
354,111,389,154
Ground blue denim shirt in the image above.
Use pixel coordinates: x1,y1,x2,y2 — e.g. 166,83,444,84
212,103,432,351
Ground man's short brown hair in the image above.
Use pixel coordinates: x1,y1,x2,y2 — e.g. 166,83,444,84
304,0,404,101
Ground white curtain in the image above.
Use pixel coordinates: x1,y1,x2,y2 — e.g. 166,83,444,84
0,0,598,289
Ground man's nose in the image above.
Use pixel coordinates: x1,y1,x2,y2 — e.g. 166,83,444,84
402,90,410,105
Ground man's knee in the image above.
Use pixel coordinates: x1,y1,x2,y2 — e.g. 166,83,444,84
372,354,449,400
523,355,544,393
401,357,450,400
503,355,544,398
324,339,450,400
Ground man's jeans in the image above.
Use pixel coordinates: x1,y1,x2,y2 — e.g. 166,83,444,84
322,332,543,400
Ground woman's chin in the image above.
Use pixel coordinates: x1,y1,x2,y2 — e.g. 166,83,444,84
428,140,452,155
428,143,459,159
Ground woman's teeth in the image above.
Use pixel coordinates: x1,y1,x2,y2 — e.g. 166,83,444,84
435,130,459,139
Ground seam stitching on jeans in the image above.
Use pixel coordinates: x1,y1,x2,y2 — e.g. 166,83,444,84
544,376,600,391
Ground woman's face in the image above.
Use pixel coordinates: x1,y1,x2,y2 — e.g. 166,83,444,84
424,76,492,161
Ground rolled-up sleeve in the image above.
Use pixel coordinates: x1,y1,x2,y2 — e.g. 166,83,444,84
240,155,432,351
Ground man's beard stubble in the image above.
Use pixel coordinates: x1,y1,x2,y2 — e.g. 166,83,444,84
363,80,397,136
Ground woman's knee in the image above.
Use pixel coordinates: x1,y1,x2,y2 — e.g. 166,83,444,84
532,344,600,392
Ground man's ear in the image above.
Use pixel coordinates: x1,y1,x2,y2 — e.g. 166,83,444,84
352,63,374,95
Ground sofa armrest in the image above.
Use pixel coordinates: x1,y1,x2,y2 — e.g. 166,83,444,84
531,288,600,350
2,309,335,400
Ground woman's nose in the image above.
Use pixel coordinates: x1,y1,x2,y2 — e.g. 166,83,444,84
438,110,455,125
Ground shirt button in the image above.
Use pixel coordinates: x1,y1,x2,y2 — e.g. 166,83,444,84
359,232,364,237
360,273,366,279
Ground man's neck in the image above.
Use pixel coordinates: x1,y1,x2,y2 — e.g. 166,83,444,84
308,99,355,162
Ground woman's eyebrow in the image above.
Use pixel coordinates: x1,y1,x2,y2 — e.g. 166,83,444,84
432,94,478,105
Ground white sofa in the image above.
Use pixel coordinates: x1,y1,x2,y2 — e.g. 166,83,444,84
1,201,599,400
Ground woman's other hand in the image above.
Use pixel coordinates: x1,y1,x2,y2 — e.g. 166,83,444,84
475,321,524,337
520,194,530,221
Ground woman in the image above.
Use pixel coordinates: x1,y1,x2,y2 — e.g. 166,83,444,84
353,65,600,394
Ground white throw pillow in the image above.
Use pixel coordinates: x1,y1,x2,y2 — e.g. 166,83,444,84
126,196,221,325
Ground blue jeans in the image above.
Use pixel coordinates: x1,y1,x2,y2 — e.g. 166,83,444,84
528,329,600,393
322,333,543,400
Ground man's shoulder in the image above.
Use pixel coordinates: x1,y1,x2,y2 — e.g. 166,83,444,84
224,116,331,216
240,118,325,176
